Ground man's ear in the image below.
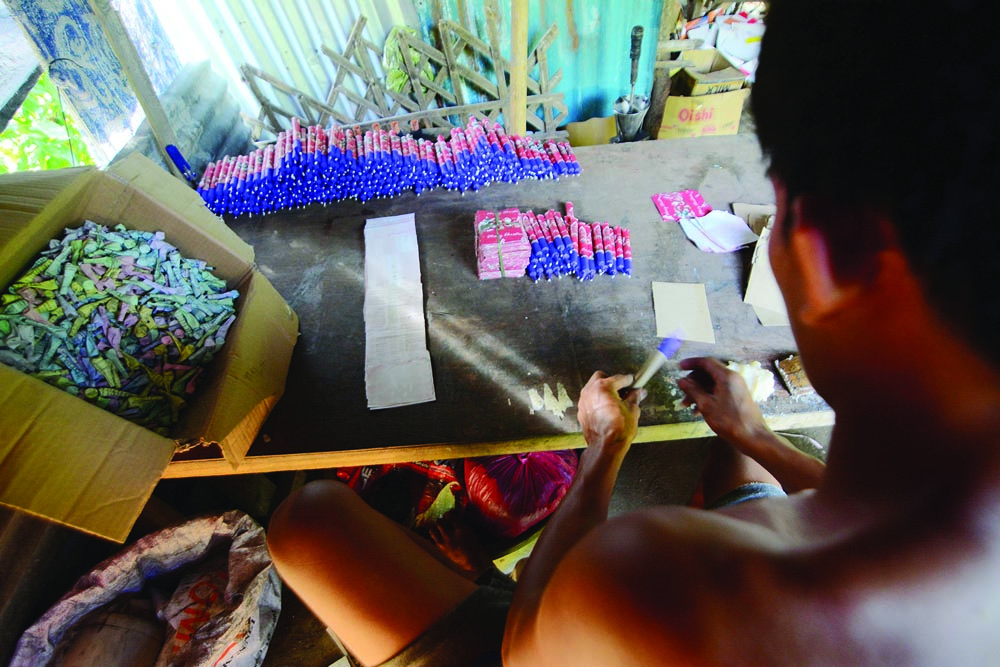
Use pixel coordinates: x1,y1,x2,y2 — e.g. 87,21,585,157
787,197,869,326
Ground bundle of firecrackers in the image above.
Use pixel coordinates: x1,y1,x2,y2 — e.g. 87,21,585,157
475,202,632,281
198,116,581,216
0,221,238,435
475,208,533,279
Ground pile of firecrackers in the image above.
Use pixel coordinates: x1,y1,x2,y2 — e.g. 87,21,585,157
198,116,581,216
475,202,632,281
0,221,237,435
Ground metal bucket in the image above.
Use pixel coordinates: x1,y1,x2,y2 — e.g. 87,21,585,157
613,95,649,142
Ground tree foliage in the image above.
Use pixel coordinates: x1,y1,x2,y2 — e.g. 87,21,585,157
0,71,94,173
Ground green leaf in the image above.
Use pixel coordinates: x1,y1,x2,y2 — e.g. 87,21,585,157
0,71,95,173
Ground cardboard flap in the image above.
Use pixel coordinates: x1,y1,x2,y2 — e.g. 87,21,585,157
0,170,102,288
0,167,91,246
0,365,175,542
175,271,299,465
744,226,790,327
109,153,254,269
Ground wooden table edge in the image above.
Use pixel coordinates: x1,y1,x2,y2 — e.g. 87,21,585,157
162,410,835,478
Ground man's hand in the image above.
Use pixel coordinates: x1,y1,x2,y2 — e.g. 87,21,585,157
676,357,769,450
677,357,825,492
578,372,644,456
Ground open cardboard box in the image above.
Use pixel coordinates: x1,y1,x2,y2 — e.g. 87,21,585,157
0,154,299,541
659,48,750,140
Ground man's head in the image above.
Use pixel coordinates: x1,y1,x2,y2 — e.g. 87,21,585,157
752,1,1000,369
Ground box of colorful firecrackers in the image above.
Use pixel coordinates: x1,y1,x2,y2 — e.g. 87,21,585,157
0,154,299,542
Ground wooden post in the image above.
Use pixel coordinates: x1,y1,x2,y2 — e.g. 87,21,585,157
645,0,682,139
508,0,528,136
88,0,184,180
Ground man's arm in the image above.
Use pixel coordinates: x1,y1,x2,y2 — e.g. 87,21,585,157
677,357,826,493
502,371,642,666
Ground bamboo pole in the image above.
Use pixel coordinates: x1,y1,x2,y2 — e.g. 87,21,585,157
507,0,528,135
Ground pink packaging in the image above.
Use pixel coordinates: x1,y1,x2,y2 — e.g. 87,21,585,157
652,190,712,222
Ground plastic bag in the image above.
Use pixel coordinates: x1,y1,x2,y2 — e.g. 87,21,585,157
465,451,578,539
9,511,281,667
337,461,466,530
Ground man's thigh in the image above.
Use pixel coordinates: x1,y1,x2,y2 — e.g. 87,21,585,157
268,480,478,666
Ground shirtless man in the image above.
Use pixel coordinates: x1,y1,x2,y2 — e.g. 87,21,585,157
269,1,1000,664
504,1,1000,664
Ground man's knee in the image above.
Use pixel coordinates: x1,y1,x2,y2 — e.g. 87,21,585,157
267,479,360,565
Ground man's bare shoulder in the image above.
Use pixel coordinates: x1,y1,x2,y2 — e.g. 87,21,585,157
534,500,812,665
533,493,1000,666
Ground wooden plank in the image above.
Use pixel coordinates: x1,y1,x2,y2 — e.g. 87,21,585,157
453,64,501,98
241,64,283,132
439,23,468,107
162,412,835,479
354,38,393,118
88,0,184,180
657,39,704,54
395,30,432,110
484,0,509,114
311,93,562,134
321,45,423,119
536,49,553,130
440,19,494,60
322,16,368,126
508,0,529,135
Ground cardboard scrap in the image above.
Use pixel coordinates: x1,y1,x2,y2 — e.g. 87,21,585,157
652,282,716,344
743,223,789,327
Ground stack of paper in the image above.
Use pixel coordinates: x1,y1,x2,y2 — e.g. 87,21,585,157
364,214,436,409
475,208,531,279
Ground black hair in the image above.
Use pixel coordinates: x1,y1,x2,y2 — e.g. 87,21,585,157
752,1,1000,366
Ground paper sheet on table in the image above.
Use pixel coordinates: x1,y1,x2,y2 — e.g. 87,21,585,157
744,225,790,326
364,214,436,409
651,282,716,344
678,209,759,253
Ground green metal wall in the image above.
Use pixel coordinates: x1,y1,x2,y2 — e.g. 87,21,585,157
414,0,663,124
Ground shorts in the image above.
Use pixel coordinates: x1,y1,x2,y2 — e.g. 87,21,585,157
375,568,515,667
705,482,787,510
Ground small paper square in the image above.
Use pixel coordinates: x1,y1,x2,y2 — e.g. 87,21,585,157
652,282,716,344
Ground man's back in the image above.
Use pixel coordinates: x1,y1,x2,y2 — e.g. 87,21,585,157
533,477,1000,665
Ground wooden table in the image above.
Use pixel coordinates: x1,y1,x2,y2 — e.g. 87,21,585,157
165,135,833,478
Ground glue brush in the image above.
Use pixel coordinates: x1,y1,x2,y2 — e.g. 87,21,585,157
631,334,683,389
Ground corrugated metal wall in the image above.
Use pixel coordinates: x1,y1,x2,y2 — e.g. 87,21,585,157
156,0,421,134
158,0,660,134
9,0,666,159
413,0,663,123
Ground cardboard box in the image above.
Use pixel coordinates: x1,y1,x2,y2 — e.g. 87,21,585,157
659,88,749,140
675,49,746,96
659,48,749,140
0,154,299,541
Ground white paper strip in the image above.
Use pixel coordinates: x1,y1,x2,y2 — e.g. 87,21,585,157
364,214,436,409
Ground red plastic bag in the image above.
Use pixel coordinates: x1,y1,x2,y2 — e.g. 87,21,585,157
336,461,465,529
465,451,578,539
